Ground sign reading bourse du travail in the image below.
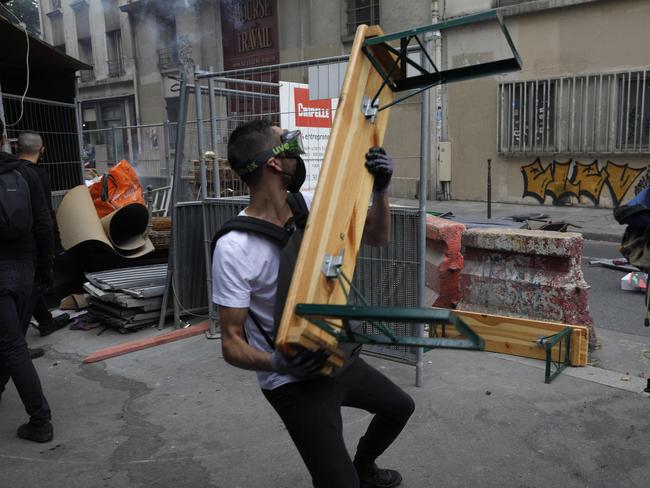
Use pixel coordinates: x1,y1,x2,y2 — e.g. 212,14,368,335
220,0,280,70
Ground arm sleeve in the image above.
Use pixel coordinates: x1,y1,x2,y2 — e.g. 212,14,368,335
212,239,253,308
22,166,54,275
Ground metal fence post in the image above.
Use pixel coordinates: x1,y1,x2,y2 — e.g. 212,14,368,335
416,34,432,388
112,126,119,164
163,119,171,181
75,99,85,183
207,66,221,198
194,66,220,340
0,82,10,152
159,71,189,330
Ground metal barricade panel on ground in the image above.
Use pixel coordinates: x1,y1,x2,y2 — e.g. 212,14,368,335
174,198,418,364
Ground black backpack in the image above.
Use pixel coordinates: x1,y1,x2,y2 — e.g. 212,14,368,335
0,169,33,241
211,192,309,349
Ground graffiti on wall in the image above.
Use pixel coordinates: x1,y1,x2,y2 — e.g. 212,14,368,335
521,159,645,206
633,166,650,195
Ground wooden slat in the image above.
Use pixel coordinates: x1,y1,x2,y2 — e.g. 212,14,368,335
276,24,394,362
440,309,589,366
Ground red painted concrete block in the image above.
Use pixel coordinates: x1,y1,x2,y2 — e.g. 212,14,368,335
458,228,596,348
425,215,465,308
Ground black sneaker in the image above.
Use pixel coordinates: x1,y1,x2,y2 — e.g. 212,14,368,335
357,463,402,488
17,421,53,443
38,313,70,337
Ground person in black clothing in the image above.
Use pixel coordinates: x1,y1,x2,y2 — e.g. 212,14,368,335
17,131,69,337
0,118,54,443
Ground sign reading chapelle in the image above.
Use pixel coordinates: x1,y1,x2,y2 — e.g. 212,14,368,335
281,82,339,191
220,0,280,70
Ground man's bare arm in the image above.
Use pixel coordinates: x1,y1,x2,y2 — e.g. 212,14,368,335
219,306,274,371
362,191,390,246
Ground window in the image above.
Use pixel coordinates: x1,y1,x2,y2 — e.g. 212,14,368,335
498,69,650,154
346,0,380,36
617,72,650,150
157,17,179,70
106,30,124,77
101,103,126,163
51,0,62,9
78,38,94,81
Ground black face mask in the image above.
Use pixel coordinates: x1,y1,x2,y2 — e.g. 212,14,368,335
284,156,306,193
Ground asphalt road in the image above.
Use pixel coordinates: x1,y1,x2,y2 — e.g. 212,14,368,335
582,240,650,338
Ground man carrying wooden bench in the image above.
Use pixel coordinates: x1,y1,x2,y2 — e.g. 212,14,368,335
212,119,414,488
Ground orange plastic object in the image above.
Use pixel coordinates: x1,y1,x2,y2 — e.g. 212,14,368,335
89,160,145,218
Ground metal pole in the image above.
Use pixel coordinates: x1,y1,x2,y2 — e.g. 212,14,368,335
0,82,10,152
163,120,171,181
194,66,219,340
159,71,189,330
416,34,432,388
207,67,221,198
195,66,208,201
74,98,85,184
112,127,119,164
487,158,492,219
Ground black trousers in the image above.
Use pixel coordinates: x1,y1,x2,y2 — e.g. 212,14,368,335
30,289,53,328
263,357,414,488
0,260,51,422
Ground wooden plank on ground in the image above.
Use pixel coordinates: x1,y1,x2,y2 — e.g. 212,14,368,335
82,322,209,364
439,309,589,366
276,24,394,370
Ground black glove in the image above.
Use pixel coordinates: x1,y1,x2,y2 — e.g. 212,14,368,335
270,347,330,378
365,146,394,194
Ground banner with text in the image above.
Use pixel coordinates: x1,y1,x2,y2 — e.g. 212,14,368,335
280,82,338,192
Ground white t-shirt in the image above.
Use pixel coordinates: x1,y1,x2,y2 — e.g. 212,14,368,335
212,192,313,390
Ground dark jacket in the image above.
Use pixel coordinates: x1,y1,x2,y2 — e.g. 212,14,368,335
0,152,54,279
23,160,61,250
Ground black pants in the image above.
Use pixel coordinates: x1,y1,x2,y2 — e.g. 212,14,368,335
263,357,415,488
0,260,51,422
30,289,53,328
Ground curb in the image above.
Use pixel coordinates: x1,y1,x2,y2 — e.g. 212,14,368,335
581,231,623,243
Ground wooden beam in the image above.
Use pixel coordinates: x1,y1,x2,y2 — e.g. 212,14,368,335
276,24,394,371
82,322,210,364
439,309,589,366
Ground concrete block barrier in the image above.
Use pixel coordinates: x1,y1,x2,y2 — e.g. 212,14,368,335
425,215,465,308
458,228,596,348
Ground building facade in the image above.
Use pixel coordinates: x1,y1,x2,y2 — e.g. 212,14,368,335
440,0,650,208
39,0,137,165
39,0,438,197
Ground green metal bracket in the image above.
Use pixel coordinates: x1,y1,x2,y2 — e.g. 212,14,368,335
360,10,522,115
537,327,572,384
295,304,485,351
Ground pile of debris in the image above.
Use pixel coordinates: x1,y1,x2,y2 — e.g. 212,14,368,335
83,264,168,332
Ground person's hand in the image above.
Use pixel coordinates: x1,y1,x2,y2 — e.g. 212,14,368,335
270,347,330,378
365,146,394,194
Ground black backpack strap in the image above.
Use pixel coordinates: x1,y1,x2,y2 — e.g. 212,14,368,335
211,216,289,258
287,192,309,228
